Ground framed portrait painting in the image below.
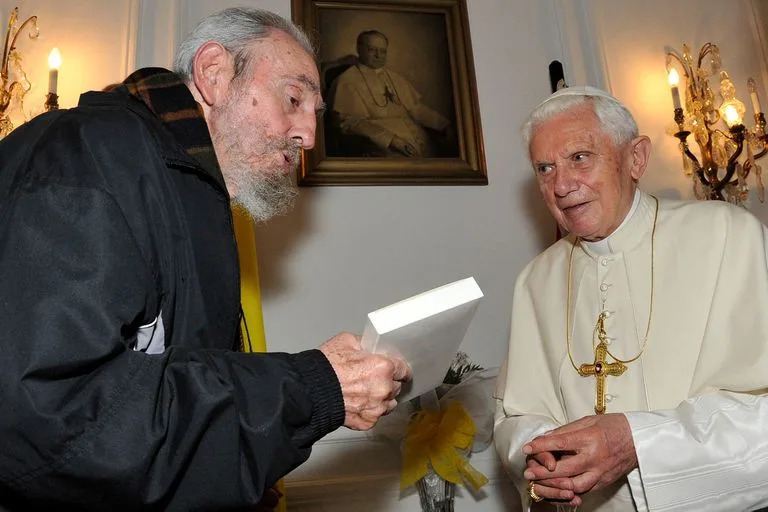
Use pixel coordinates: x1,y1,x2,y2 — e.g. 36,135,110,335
291,0,487,185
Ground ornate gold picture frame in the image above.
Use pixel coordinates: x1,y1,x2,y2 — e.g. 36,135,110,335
292,0,486,185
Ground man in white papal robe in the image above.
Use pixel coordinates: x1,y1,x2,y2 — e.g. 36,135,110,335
494,86,768,512
329,30,452,158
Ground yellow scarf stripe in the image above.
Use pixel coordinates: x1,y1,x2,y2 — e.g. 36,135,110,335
233,207,286,511
233,208,266,353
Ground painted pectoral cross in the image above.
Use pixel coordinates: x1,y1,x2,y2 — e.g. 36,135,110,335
578,312,626,414
384,85,396,103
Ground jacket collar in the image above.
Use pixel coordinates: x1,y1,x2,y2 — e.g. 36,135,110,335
82,67,229,193
121,68,226,190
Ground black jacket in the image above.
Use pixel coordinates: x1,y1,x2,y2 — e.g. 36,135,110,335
0,74,344,510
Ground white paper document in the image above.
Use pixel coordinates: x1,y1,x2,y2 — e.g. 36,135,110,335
361,277,483,402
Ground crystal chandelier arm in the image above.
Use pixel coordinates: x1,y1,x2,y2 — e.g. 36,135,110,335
704,111,723,129
697,43,716,69
666,51,693,90
754,122,768,160
695,169,712,190
712,128,736,140
1,8,38,122
0,8,16,81
676,133,702,170
676,132,714,190
711,125,745,196
6,16,37,69
1,9,37,81
5,72,30,97
752,113,768,159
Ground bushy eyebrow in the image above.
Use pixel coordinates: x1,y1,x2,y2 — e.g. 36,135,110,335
293,74,320,94
286,73,325,114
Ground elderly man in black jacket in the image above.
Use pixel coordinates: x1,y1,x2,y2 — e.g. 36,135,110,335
0,8,409,511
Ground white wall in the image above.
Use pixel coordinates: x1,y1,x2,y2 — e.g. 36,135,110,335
3,0,767,510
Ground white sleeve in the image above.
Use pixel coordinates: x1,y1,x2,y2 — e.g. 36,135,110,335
337,112,394,149
409,103,449,132
331,74,395,150
494,401,558,510
625,391,768,511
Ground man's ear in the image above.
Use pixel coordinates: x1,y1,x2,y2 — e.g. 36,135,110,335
191,41,233,107
627,135,651,180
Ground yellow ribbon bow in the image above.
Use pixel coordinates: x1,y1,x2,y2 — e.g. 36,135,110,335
400,400,489,492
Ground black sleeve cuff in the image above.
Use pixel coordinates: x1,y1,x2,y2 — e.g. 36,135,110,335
290,349,345,442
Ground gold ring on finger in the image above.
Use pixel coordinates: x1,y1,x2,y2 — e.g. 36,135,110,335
527,481,543,503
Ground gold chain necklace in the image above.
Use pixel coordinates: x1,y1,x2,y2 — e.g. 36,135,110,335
355,65,402,108
565,196,659,412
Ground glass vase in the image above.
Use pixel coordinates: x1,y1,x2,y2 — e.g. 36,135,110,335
415,464,455,512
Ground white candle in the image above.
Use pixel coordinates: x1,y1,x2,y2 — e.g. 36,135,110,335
748,77,762,115
667,68,682,110
48,48,61,95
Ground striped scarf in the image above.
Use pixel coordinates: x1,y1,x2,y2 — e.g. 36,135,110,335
120,67,226,191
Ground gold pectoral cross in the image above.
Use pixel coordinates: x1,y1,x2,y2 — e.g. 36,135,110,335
577,312,626,414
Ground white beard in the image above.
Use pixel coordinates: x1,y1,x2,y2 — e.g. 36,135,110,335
228,163,298,222
209,84,300,222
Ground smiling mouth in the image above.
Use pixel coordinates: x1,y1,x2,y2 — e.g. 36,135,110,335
561,201,590,215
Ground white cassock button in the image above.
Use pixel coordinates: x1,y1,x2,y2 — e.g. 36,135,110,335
601,258,609,267
603,311,612,318
605,394,615,402
605,336,613,345
600,283,609,292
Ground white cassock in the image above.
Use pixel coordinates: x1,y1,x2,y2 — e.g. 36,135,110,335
495,190,768,511
331,64,449,157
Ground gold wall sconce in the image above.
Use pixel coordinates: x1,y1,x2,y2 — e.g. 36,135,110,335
1,7,39,138
666,43,766,205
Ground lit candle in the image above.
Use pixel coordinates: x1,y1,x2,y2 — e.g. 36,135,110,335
48,48,61,95
748,77,762,115
723,104,742,127
667,67,682,110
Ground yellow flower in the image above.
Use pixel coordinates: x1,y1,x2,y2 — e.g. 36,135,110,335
400,401,489,492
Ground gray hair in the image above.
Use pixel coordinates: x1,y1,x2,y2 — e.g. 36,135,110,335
173,7,314,83
521,90,638,151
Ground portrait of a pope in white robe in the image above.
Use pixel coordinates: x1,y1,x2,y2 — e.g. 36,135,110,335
328,29,456,158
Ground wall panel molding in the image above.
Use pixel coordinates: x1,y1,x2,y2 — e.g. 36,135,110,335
553,0,611,91
133,0,183,69
748,0,768,98
123,0,139,76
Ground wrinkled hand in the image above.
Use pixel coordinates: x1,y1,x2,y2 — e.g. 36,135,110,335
524,451,579,504
319,332,412,431
522,414,637,500
389,135,417,157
